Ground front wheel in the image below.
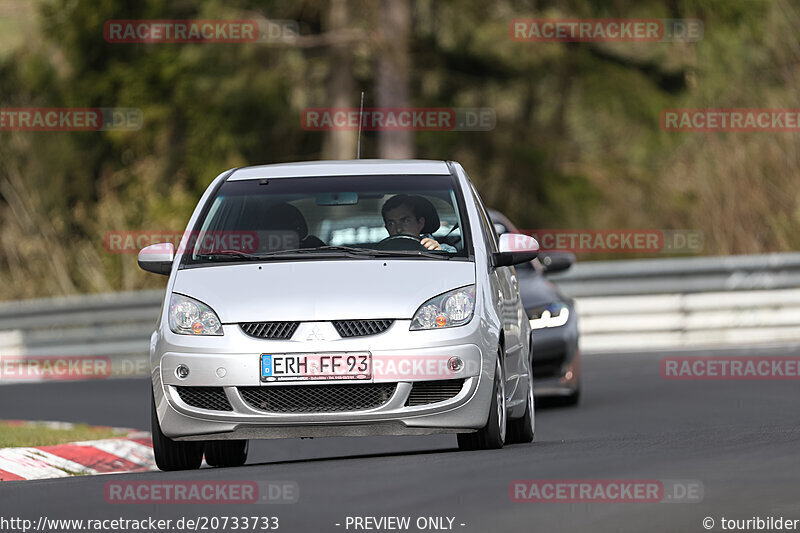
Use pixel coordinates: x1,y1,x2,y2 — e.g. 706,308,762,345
151,394,204,471
458,357,506,450
507,374,535,444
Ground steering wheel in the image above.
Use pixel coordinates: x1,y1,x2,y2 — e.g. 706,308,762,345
374,234,428,251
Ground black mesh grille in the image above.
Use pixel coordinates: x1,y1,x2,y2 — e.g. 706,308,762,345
175,386,233,411
240,322,299,339
239,383,396,413
406,379,465,406
332,319,393,337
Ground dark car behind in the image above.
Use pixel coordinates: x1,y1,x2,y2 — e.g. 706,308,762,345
489,210,581,406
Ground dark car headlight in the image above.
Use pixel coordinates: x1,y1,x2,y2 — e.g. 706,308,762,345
529,302,570,329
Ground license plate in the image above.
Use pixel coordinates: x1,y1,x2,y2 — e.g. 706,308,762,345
261,353,371,382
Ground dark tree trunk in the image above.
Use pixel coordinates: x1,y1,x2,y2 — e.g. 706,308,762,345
376,0,413,159
322,0,357,160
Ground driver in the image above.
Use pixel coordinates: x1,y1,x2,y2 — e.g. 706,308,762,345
381,194,456,252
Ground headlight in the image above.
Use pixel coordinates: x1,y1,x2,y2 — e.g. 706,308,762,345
168,293,223,336
410,285,476,330
529,302,570,329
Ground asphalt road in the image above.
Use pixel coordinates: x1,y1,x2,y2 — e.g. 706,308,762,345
1,346,799,533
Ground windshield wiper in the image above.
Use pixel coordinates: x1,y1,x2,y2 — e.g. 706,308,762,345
307,245,452,259
194,250,262,260
254,246,358,257
196,245,453,261
367,249,452,259
255,245,452,260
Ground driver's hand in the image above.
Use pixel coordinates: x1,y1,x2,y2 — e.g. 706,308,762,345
420,237,442,251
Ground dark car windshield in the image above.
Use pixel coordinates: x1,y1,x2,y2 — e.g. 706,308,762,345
181,173,472,265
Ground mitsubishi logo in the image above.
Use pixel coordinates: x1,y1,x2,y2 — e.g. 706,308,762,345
306,325,326,341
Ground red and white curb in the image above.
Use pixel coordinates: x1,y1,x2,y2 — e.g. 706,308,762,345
0,421,156,481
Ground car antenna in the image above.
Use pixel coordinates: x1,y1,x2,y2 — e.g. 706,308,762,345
356,91,365,159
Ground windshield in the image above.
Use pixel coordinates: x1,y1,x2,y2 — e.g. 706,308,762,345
181,173,471,265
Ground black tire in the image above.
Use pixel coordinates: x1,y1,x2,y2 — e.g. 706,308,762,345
151,394,204,471
205,440,249,468
458,357,506,451
507,374,535,444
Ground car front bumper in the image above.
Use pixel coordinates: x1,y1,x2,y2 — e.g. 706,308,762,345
151,319,497,440
533,352,580,397
530,315,580,395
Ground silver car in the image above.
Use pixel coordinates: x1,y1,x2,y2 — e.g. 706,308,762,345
139,160,539,471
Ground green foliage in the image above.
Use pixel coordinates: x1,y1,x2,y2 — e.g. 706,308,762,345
0,0,797,298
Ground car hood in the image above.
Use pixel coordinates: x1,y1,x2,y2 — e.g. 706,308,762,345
172,259,476,322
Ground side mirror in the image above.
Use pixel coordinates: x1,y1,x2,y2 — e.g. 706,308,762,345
540,252,574,274
137,242,175,275
493,233,539,267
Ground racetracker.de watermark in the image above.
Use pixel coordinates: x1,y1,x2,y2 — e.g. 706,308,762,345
0,356,148,381
104,19,298,44
103,230,269,255
515,229,703,254
510,19,703,42
372,355,475,380
661,109,800,132
0,108,142,131
661,357,800,380
104,480,299,504
510,479,704,503
0,356,111,381
301,107,495,131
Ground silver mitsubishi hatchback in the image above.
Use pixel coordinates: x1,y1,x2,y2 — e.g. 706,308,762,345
139,160,539,471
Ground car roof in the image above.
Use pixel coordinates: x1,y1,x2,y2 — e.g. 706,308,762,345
227,159,452,181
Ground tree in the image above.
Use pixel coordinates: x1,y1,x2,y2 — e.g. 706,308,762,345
376,0,412,159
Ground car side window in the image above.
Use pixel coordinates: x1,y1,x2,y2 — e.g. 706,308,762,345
469,183,499,253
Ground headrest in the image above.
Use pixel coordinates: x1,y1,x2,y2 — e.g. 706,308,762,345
262,202,309,239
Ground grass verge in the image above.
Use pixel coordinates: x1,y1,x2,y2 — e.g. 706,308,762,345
0,421,121,448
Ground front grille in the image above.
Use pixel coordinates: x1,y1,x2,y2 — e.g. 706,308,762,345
332,319,393,337
239,383,396,413
406,379,465,406
175,386,233,411
240,321,299,339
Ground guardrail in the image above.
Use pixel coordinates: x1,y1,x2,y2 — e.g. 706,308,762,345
0,253,797,373
551,252,800,296
549,252,800,352
0,290,162,377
